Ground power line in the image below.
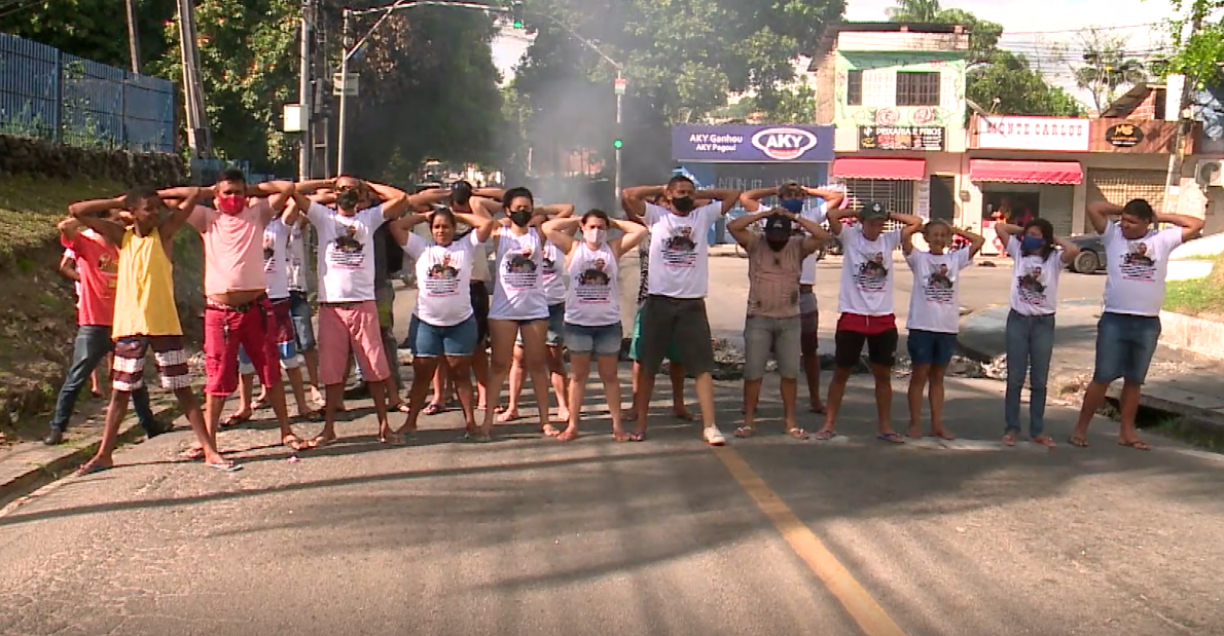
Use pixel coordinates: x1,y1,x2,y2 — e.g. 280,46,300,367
997,22,1166,36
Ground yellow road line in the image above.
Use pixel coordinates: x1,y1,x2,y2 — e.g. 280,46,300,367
713,447,911,636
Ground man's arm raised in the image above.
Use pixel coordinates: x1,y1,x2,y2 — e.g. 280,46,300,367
694,188,743,216
68,196,127,246
365,181,411,219
739,186,778,214
160,188,206,241
621,185,664,223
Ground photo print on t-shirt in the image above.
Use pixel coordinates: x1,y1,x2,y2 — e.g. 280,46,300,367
263,231,276,273
1121,241,1157,281
424,252,461,298
503,246,538,290
854,252,889,292
662,225,698,268
923,263,955,303
329,221,366,270
1016,264,1048,306
576,258,612,303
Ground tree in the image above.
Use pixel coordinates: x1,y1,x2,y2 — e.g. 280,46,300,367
885,0,1001,62
1167,0,1224,88
1061,27,1148,113
509,0,845,181
0,0,177,70
884,0,942,21
967,51,1084,117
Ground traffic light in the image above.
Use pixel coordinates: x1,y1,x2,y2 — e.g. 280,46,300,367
510,1,524,28
613,138,623,149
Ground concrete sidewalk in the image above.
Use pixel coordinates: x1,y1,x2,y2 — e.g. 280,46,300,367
958,298,1224,432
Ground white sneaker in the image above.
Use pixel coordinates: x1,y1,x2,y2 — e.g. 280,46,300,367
703,426,726,446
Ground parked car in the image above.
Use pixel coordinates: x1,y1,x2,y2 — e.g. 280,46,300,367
1067,234,1106,274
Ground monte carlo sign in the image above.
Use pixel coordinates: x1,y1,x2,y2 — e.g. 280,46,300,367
974,115,1091,152
672,125,836,163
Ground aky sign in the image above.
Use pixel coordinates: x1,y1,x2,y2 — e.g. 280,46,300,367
672,124,835,162
751,128,819,160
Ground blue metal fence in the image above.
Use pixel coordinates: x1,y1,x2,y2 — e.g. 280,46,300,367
0,33,176,153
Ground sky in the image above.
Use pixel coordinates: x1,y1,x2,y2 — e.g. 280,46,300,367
490,0,1179,104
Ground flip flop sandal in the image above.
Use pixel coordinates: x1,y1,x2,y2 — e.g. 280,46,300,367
734,427,756,438
207,461,242,472
252,397,270,410
422,403,445,416
813,429,837,441
221,412,252,429
1118,439,1151,451
876,432,906,445
392,402,412,414
180,447,206,460
786,428,810,440
1032,436,1058,448
75,461,112,476
1003,432,1019,447
1068,435,1089,448
627,431,647,442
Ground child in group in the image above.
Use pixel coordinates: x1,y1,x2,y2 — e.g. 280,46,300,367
995,219,1080,448
902,220,984,440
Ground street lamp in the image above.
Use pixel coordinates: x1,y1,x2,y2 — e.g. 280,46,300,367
336,0,522,174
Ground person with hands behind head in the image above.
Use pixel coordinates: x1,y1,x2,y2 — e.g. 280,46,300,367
390,206,495,441
728,205,831,441
995,218,1080,448
472,190,575,442
814,202,922,445
902,219,984,441
296,175,413,446
740,182,846,416
73,187,235,474
541,210,647,442
621,176,742,446
1070,199,1204,451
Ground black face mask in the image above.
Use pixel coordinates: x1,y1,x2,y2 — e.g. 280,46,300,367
766,236,789,252
336,189,360,209
510,210,532,227
671,196,695,213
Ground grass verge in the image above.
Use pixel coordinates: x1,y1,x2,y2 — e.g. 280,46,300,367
1164,253,1224,317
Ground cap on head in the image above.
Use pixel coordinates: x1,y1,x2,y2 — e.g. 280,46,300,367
860,201,888,222
450,180,474,206
764,213,793,236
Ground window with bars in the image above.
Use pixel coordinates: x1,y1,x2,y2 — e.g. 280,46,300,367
896,71,941,107
847,70,863,106
843,179,915,240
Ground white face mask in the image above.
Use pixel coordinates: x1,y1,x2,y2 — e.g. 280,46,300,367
583,227,607,245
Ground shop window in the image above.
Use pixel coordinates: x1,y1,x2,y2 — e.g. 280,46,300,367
983,192,1041,226
896,71,941,107
847,70,863,106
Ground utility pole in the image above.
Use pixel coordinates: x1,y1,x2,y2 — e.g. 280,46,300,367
1164,12,1204,218
298,0,313,181
615,71,625,203
337,9,352,175
176,0,211,158
125,0,142,74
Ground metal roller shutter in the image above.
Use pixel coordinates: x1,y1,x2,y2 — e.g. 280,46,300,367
842,179,915,235
1086,169,1167,232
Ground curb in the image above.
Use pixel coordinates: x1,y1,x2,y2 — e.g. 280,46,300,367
0,400,181,509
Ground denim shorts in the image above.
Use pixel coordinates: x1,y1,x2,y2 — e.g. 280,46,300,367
409,314,479,358
564,322,623,356
744,315,801,381
1093,312,1161,384
516,303,565,347
907,329,958,367
289,291,316,352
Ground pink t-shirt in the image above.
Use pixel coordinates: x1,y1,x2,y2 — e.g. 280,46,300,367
63,230,120,327
189,201,276,296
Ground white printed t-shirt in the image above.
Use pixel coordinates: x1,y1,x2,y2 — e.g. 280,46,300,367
1102,221,1183,317
541,240,568,305
1007,239,1062,316
403,232,478,327
837,226,902,316
645,202,721,299
262,218,292,300
287,221,308,293
306,202,387,303
490,227,548,321
799,201,829,286
905,249,973,334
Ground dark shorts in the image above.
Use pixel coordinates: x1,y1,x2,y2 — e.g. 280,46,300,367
906,329,957,367
637,295,715,375
288,291,316,352
834,328,899,368
470,281,490,347
1093,312,1161,385
800,288,819,358
629,305,682,364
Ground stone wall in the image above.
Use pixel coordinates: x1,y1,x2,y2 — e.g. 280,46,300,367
0,134,186,185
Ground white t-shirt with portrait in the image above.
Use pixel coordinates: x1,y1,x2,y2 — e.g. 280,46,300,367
306,202,387,303
1102,221,1183,317
837,226,902,316
541,240,568,305
262,218,292,300
905,249,973,334
490,227,548,321
645,202,721,299
799,201,829,286
403,232,478,327
287,221,309,293
1007,239,1062,316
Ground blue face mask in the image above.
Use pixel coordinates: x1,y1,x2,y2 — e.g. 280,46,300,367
779,198,804,214
1021,236,1045,254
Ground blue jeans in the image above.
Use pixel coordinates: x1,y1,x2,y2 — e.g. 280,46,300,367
50,325,157,434
1092,312,1161,385
1005,310,1055,437
288,291,316,352
409,314,478,357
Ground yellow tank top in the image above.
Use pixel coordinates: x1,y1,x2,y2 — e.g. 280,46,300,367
112,227,183,338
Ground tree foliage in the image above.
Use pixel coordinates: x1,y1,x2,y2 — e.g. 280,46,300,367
508,0,845,182
0,0,177,69
1168,0,1224,88
1060,27,1148,113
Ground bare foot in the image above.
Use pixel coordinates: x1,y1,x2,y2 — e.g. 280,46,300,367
612,428,629,442
76,457,113,475
378,424,401,444
282,434,307,450
310,386,325,406
542,424,562,437
556,408,570,423
311,431,338,447
497,408,521,423
809,403,827,415
624,410,637,423
931,428,956,440
180,446,205,460
907,425,922,439
557,427,579,442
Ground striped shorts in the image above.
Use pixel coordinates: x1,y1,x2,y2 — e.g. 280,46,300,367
112,335,192,392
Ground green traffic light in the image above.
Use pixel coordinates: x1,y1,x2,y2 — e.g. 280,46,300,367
614,139,623,148
513,19,523,28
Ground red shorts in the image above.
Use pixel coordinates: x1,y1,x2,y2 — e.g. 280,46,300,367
204,295,283,396
318,301,390,387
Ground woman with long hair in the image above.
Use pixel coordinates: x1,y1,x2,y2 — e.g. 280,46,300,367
542,209,647,441
995,218,1080,448
474,189,575,441
390,207,495,440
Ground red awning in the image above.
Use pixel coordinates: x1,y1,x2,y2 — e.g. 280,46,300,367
968,159,1083,185
831,158,926,180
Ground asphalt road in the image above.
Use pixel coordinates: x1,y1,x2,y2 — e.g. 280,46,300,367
7,255,1224,636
